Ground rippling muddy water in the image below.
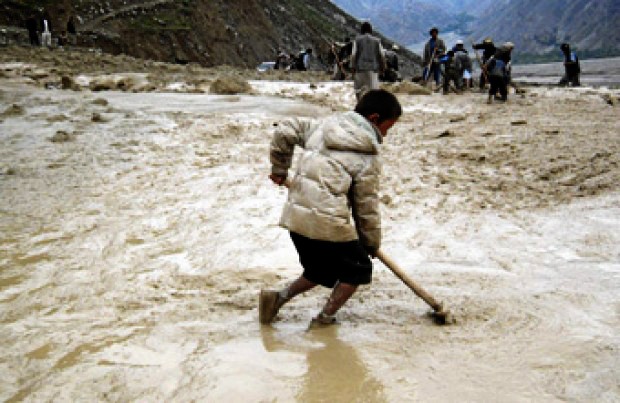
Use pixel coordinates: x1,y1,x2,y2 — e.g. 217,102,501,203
512,57,620,87
1,50,620,402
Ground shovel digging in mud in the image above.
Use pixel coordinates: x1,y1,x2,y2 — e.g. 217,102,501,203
280,178,452,325
376,250,453,325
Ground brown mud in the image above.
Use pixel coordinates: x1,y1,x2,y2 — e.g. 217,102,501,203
1,46,619,402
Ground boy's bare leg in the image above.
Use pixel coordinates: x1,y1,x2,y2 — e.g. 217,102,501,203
279,276,317,307
260,276,317,324
320,282,358,316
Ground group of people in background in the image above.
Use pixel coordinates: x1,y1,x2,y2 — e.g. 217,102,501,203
276,23,582,104
25,11,77,49
25,9,581,98
326,22,401,100
274,48,314,71
358,24,582,102
420,26,517,103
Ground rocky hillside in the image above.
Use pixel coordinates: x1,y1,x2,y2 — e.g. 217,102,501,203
0,0,422,74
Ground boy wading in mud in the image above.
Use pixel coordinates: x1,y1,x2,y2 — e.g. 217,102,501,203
260,89,402,326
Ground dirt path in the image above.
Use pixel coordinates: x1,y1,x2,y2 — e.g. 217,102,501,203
80,0,175,30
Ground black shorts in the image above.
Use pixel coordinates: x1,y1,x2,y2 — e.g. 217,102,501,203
290,232,373,288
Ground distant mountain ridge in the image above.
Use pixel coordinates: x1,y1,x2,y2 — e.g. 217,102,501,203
471,0,620,61
331,0,495,44
332,0,620,61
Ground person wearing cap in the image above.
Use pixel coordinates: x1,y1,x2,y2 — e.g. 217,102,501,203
438,50,461,94
559,43,581,87
495,42,514,63
473,37,496,89
381,44,401,82
422,27,446,87
453,40,473,89
496,42,516,92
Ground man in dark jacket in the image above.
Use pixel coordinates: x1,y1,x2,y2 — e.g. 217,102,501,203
423,27,446,87
559,43,581,87
26,14,40,46
453,40,472,89
484,42,514,103
67,15,78,45
439,50,461,94
381,44,401,82
473,37,496,89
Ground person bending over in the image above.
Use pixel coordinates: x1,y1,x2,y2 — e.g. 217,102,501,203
260,89,402,326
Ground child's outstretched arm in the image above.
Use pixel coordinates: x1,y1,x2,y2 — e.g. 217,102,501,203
269,118,313,184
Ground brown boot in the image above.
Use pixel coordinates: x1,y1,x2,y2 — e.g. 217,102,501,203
259,290,282,324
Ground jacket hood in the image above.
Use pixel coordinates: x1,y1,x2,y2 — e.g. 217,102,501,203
323,112,381,154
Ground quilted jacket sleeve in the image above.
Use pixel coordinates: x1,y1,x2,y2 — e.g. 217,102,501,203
350,156,381,252
270,118,313,176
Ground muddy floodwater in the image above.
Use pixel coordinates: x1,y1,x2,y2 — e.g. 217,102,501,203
1,49,620,402
512,57,620,87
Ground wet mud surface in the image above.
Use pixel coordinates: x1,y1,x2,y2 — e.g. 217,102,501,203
1,47,619,401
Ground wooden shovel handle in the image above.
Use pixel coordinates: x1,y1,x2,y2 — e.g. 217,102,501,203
280,179,444,313
376,249,443,312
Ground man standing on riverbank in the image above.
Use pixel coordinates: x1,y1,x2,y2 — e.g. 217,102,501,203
351,22,386,100
26,14,40,46
423,27,446,88
559,43,581,87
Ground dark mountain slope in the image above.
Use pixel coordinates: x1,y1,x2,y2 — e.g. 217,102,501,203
0,0,422,73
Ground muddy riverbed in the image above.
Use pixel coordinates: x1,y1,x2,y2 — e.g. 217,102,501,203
1,47,619,402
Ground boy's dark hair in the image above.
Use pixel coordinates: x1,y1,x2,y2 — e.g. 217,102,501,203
354,89,402,123
361,22,372,34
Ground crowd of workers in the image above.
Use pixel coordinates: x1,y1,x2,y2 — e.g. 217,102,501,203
273,24,582,103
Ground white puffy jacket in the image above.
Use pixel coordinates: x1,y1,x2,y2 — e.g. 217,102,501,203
270,111,382,251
